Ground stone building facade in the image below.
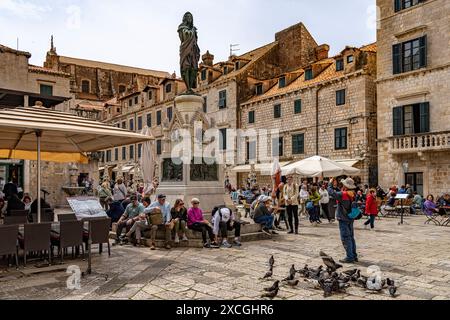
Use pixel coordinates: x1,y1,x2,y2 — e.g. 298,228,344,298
100,22,328,188
239,44,378,187
376,0,450,196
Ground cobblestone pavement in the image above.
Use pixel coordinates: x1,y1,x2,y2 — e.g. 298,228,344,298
1,215,450,300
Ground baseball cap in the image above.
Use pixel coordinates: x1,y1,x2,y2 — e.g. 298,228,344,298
157,194,167,199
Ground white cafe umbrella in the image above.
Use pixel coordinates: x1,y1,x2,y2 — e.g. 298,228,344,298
0,106,153,222
281,155,360,177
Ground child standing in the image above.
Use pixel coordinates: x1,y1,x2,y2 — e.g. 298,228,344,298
364,188,378,230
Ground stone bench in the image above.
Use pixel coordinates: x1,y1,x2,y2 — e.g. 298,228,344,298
110,221,269,248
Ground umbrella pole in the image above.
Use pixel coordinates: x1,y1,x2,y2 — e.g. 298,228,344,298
36,131,42,223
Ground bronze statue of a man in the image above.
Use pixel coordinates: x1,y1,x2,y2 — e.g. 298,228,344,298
178,12,200,94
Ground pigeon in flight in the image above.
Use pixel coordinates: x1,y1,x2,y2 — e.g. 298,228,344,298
264,280,280,292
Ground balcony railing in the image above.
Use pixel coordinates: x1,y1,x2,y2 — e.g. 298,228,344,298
389,131,450,154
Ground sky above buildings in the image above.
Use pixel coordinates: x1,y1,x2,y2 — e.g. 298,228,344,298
0,0,376,74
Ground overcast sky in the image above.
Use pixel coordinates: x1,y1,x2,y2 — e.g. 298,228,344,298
0,0,376,74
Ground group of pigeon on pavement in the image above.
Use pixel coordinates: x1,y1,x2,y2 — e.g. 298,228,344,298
260,252,399,299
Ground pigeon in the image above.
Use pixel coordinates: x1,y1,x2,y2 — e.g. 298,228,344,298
269,255,275,267
338,281,350,291
320,251,343,272
388,285,398,298
264,280,280,292
351,270,361,282
289,264,297,279
297,265,309,277
366,277,383,292
282,273,295,282
343,269,358,277
357,278,367,288
318,279,334,298
285,279,299,287
386,278,395,287
261,288,279,299
261,267,273,280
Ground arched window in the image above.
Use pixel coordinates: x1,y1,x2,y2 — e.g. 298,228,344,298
81,80,90,93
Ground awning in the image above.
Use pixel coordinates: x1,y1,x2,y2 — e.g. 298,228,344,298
334,159,360,168
231,162,290,174
113,165,134,173
99,166,105,171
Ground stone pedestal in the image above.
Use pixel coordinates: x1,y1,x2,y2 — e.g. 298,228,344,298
157,94,225,213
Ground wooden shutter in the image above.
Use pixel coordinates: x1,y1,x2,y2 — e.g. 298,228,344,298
394,0,402,12
393,43,402,74
419,102,430,133
419,35,427,68
393,107,404,136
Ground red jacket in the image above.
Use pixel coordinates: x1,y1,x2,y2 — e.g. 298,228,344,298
365,194,378,216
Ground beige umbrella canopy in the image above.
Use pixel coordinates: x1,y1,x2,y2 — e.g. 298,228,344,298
0,105,152,222
281,156,360,177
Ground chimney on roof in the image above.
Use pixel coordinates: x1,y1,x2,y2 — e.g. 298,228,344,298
202,50,214,66
315,44,330,60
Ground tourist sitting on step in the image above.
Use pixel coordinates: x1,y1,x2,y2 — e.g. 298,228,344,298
253,196,278,236
116,195,144,245
125,197,153,247
146,194,173,250
187,198,219,249
211,205,242,248
106,197,124,226
170,199,189,244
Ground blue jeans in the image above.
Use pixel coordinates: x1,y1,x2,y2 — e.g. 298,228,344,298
364,215,376,229
254,215,274,230
338,220,357,261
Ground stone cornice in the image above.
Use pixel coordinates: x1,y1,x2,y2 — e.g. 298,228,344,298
376,63,450,84
394,25,428,39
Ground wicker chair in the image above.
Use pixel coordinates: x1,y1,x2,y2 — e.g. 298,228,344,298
0,225,19,268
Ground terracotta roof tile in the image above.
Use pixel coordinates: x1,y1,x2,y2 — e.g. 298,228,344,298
28,65,71,77
0,44,31,58
360,43,377,53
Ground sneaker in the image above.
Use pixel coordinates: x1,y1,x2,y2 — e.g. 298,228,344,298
288,230,294,234
174,234,180,244
210,242,220,249
233,240,242,247
182,234,189,241
221,240,232,248
275,226,284,231
261,228,271,236
150,243,156,250
203,242,211,248
271,230,279,235
354,258,359,262
339,258,355,264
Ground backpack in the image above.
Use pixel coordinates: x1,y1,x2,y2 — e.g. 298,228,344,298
306,201,314,211
340,195,362,220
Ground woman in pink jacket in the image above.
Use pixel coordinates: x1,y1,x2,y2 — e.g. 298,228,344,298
187,198,218,248
364,188,378,230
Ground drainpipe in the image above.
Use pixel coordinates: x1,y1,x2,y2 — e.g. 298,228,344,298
315,84,324,156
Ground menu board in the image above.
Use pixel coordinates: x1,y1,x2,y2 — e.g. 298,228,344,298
67,197,108,219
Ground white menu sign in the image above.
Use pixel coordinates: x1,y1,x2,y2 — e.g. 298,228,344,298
67,197,108,219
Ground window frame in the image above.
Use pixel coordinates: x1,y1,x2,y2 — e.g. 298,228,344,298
336,89,346,106
393,36,427,74
156,140,162,155
165,83,172,93
39,84,53,96
335,128,348,150
248,110,255,124
292,133,305,155
305,69,313,81
294,99,302,114
336,59,344,71
272,137,284,157
146,113,152,127
218,90,227,109
279,76,286,88
81,80,90,94
274,104,282,119
156,110,162,125
137,116,143,131
256,84,263,95
167,106,173,122
129,145,134,160
122,147,127,160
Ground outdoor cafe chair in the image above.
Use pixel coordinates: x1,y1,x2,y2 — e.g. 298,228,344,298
31,210,54,223
83,218,111,256
19,223,52,267
51,220,84,263
0,225,19,269
4,215,28,225
57,214,77,222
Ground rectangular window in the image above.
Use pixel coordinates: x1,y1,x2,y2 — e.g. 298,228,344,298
129,145,134,160
156,140,162,155
101,151,105,163
235,61,240,70
134,96,139,105
395,0,424,12
272,137,284,157
347,55,354,63
393,36,427,74
335,128,348,150
219,90,227,109
138,144,142,159
167,107,173,122
292,134,305,154
40,84,53,96
336,59,344,71
274,104,281,119
219,128,227,151
165,83,172,93
279,77,286,88
106,150,112,162
248,111,255,124
294,99,302,114
405,172,424,196
201,69,207,81
148,91,153,100
203,96,207,113
336,89,346,106
114,148,119,161
129,99,132,107
147,113,152,127
129,119,134,131
122,147,126,160
137,116,142,131
305,69,313,81
156,110,162,125
81,80,90,94
223,66,228,75
246,141,257,161
256,84,263,95
392,103,430,136
121,121,126,129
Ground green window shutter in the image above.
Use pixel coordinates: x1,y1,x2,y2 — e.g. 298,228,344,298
419,102,430,133
393,43,402,74
294,99,302,114
394,0,402,12
393,107,404,136
419,36,427,68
